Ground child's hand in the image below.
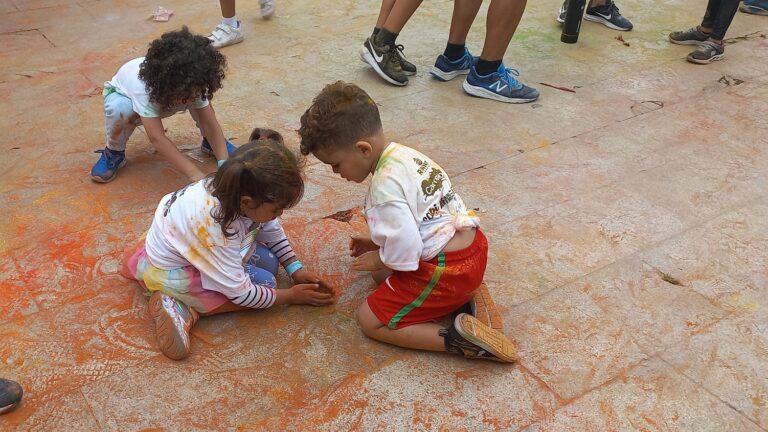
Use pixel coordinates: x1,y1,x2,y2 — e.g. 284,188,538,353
289,283,335,306
349,236,379,257
291,267,319,285
351,250,385,272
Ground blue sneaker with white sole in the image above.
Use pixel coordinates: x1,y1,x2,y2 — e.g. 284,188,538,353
90,147,126,183
741,0,768,15
430,48,478,81
201,138,238,156
462,64,539,104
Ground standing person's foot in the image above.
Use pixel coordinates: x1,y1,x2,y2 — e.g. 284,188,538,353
395,45,417,76
430,48,478,81
359,37,408,86
0,379,23,415
148,291,200,360
584,0,633,31
208,22,244,49
687,39,725,64
556,0,569,23
468,283,503,331
201,138,238,156
259,0,275,19
440,313,517,362
668,26,711,45
90,147,126,183
463,63,540,104
740,0,768,15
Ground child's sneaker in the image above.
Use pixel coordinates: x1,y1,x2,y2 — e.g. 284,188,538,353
0,378,23,415
469,283,503,331
687,39,725,64
148,291,199,360
201,138,238,156
668,26,710,45
208,22,244,49
741,0,768,15
259,0,275,19
556,0,569,23
395,45,417,76
462,64,540,103
440,313,517,362
584,0,633,31
90,147,126,183
430,48,478,81
359,37,408,86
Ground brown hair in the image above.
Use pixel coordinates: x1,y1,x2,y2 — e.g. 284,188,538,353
207,132,304,237
298,81,382,155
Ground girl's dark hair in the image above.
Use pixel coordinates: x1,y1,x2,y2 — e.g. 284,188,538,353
139,26,227,111
207,131,304,238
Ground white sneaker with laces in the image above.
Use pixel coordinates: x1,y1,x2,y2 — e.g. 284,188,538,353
260,0,275,19
208,22,244,49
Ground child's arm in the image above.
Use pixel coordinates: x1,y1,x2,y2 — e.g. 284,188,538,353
192,104,229,162
142,116,206,181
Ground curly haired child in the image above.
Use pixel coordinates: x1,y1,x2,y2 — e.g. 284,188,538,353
298,81,516,362
91,26,236,183
122,128,334,360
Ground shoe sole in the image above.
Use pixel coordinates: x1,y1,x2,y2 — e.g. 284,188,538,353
470,283,503,331
0,402,19,415
669,37,707,46
740,4,768,14
148,292,192,360
90,159,127,184
359,46,408,87
210,35,244,49
429,66,469,82
462,80,539,104
687,53,724,64
584,14,632,31
454,313,517,363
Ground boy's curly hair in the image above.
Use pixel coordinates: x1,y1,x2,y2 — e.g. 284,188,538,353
139,26,226,111
298,81,382,155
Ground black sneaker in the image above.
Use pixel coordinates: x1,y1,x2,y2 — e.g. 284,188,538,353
359,37,408,86
394,44,417,76
585,0,633,31
669,26,710,45
556,0,568,23
687,39,725,64
0,378,23,415
440,313,517,362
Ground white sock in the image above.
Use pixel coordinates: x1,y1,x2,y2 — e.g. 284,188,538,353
221,16,239,28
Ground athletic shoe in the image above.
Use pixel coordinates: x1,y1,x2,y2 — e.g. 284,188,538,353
584,0,633,31
201,138,238,156
208,22,244,49
90,147,126,183
469,283,503,331
260,0,275,19
440,313,517,362
359,37,408,86
395,45,417,76
556,0,569,23
668,26,711,45
148,291,199,360
687,39,725,64
430,48,478,81
0,379,23,415
741,0,768,15
463,63,540,103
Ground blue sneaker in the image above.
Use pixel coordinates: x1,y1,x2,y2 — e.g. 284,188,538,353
430,48,478,81
462,64,540,104
741,0,768,15
584,0,633,31
201,138,237,156
90,147,126,183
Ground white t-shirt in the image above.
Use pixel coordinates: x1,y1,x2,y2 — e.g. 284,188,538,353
144,180,288,298
104,57,209,118
365,143,480,272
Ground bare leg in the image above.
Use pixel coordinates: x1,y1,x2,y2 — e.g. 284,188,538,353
448,0,483,45
220,0,236,18
382,0,424,33
372,268,393,284
376,0,396,28
480,0,528,60
357,301,446,351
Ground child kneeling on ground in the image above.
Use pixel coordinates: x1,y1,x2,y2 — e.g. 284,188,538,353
91,26,236,183
122,128,334,360
298,81,516,363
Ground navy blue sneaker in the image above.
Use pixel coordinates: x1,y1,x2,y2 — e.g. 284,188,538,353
201,138,237,156
462,64,539,104
90,147,126,183
584,0,633,31
430,48,478,81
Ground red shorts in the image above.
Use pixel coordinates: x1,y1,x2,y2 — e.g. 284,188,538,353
368,229,488,329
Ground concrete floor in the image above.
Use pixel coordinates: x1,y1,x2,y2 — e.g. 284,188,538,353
1,0,767,430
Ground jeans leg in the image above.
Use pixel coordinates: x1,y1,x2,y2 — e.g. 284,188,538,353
104,91,140,151
245,244,280,276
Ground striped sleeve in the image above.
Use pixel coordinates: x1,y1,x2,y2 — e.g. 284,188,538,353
228,283,276,309
265,238,296,265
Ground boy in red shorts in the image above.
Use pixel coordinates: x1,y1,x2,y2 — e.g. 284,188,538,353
298,81,516,362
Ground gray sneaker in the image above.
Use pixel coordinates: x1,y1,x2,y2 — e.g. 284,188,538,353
359,37,408,86
440,313,518,362
669,26,710,45
687,39,725,64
